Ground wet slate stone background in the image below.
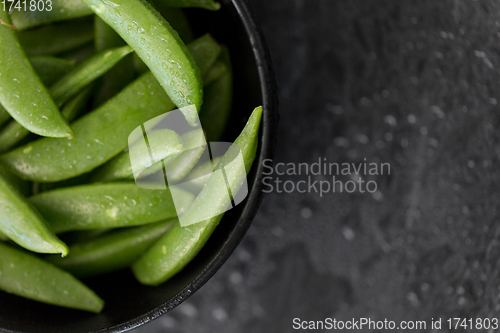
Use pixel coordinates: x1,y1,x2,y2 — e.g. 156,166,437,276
134,0,500,332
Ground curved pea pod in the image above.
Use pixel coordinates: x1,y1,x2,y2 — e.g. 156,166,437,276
50,45,134,107
93,17,135,107
0,36,221,183
10,0,94,31
90,129,184,182
151,0,220,11
0,85,94,153
29,183,194,233
0,243,104,313
0,56,75,129
164,128,207,183
82,0,203,124
132,106,262,286
0,173,68,255
181,156,223,193
18,18,94,56
0,10,73,139
46,220,175,278
0,79,93,154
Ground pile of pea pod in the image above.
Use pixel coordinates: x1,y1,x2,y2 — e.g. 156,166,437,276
0,0,262,313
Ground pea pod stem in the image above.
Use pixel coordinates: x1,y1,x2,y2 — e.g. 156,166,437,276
81,0,203,123
0,35,221,183
46,220,175,278
0,9,73,139
29,183,194,233
132,106,263,286
0,243,104,313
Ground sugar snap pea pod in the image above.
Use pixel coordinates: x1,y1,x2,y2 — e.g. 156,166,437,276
94,17,136,107
0,36,221,183
29,183,194,233
0,11,73,139
82,0,203,124
18,18,94,56
0,84,94,154
60,228,111,245
50,45,133,106
10,0,94,31
0,243,104,313
164,128,207,183
90,129,184,182
0,173,68,255
46,220,175,278
133,106,262,286
0,56,76,129
150,0,220,11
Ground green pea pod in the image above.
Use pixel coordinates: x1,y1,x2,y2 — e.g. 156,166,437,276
51,45,134,107
0,83,94,154
93,17,136,107
164,128,207,183
18,18,94,56
10,0,94,31
0,173,68,255
29,183,194,233
182,156,223,192
132,106,262,286
82,0,203,125
0,73,92,154
60,228,111,245
0,36,221,183
0,56,76,129
90,129,184,182
46,220,175,278
0,231,8,241
199,48,233,142
0,10,73,139
188,34,221,80
150,0,220,11
29,56,77,87
0,243,104,313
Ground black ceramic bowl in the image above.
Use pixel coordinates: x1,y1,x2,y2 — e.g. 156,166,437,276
0,1,277,332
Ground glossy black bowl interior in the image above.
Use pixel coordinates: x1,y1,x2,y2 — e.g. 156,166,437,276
0,0,278,332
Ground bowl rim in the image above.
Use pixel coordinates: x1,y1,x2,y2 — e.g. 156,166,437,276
100,0,278,332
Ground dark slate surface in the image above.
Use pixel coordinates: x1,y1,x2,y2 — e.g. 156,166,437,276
134,0,500,332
